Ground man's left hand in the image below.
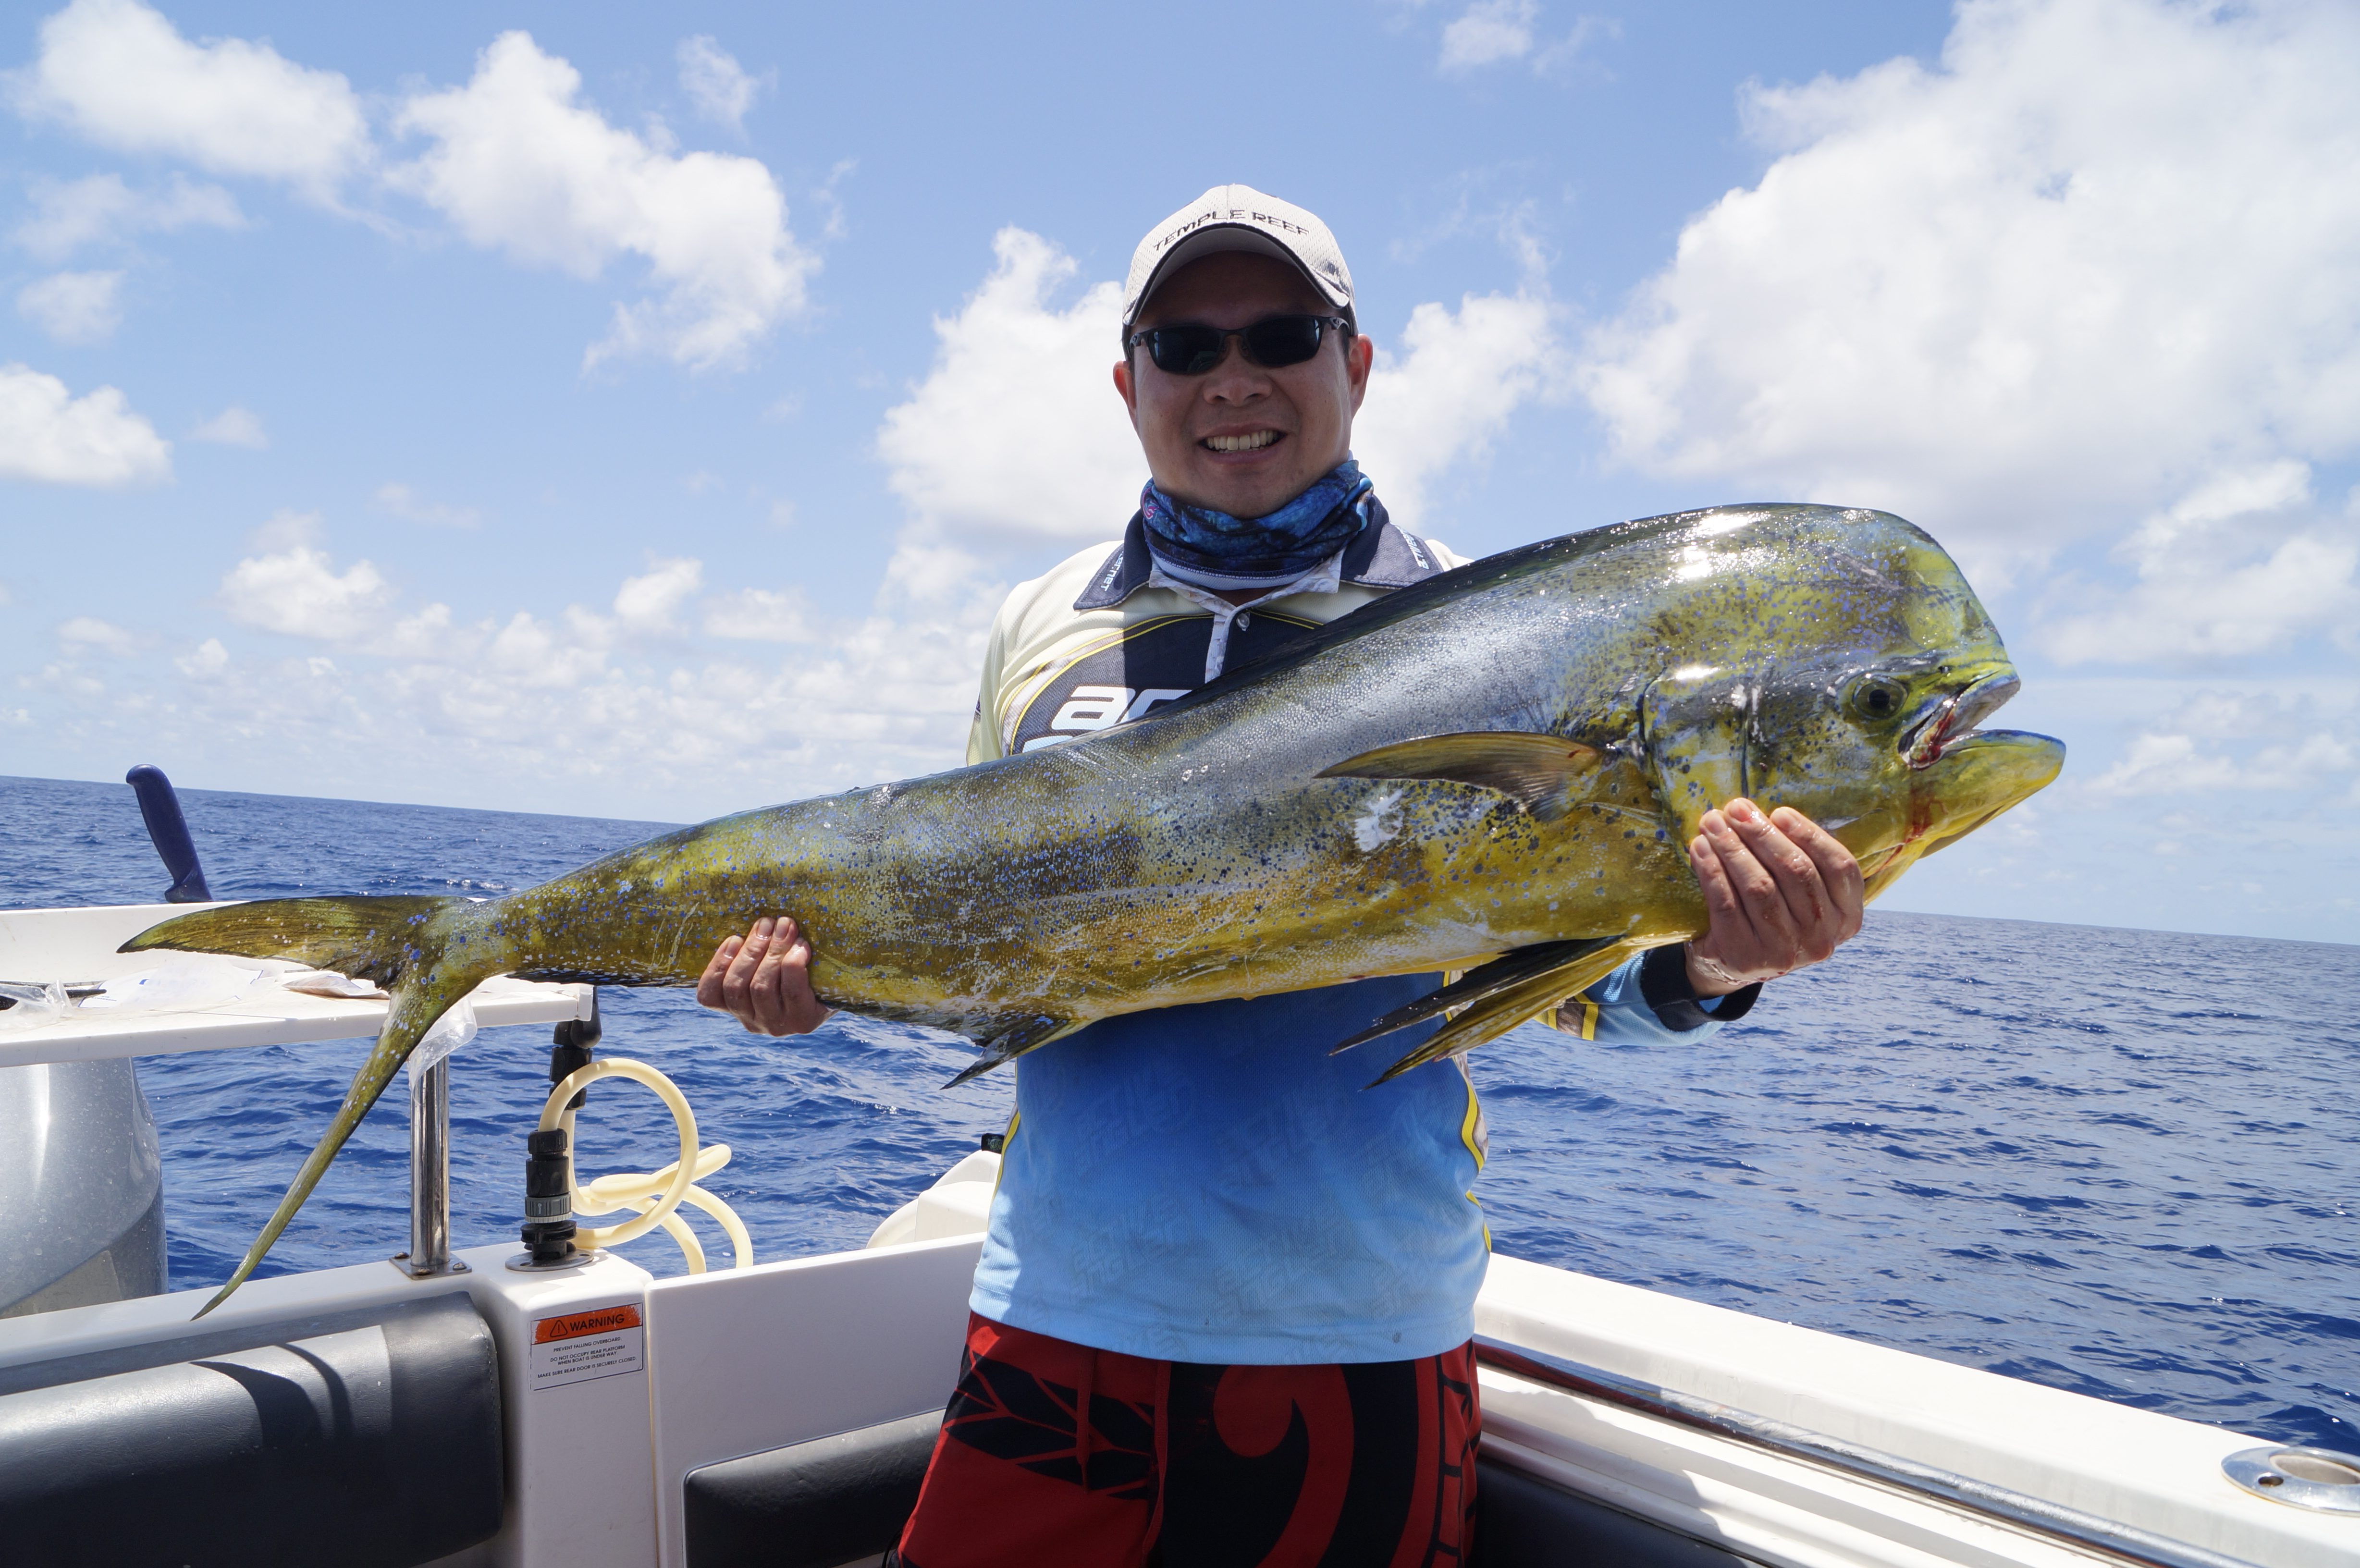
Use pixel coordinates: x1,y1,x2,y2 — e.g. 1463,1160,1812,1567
1684,798,1864,996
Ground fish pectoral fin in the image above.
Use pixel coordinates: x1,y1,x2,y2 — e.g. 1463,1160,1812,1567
1329,936,1621,1054
1317,732,1603,823
1367,939,1644,1085
944,1014,1081,1089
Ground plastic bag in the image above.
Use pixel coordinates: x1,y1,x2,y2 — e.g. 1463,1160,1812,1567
406,998,478,1082
276,969,391,1000
0,980,68,1032
78,959,263,1013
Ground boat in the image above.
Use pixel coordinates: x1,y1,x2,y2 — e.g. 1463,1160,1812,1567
2,784,2354,1567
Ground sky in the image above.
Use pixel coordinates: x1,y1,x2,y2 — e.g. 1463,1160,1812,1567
1,0,2356,944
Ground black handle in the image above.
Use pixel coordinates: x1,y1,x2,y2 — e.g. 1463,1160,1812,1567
124,764,212,903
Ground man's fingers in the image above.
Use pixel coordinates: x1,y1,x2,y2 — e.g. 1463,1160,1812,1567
695,934,742,1010
1703,804,1803,953
742,917,830,1035
1774,808,1866,940
749,922,793,1034
1726,801,1834,961
772,922,828,1033
719,917,775,1022
1689,815,1747,929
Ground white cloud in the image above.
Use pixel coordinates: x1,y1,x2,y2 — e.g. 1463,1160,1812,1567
0,362,170,485
16,269,122,343
390,32,816,371
704,587,812,642
2043,462,2360,664
220,529,394,641
7,0,370,198
676,36,767,132
1576,0,2360,557
191,404,267,448
13,172,242,262
876,227,1143,545
175,636,227,676
2090,728,2358,796
373,481,479,527
58,614,135,654
1353,289,1564,525
83,535,993,812
1439,0,1537,71
612,557,702,633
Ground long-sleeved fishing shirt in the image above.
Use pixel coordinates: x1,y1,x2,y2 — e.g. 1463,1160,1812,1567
963,507,1756,1362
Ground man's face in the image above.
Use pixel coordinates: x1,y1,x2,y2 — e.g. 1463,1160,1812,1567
1114,252,1374,518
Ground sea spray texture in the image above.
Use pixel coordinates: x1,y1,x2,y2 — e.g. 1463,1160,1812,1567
125,504,2064,1312
7,790,2350,1447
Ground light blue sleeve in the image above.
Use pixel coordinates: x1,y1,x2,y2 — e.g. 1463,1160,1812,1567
1561,952,1745,1046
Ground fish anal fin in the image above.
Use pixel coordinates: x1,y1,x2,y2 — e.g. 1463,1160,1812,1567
945,1014,1081,1089
1318,732,1603,823
1330,935,1620,1054
1369,939,1643,1085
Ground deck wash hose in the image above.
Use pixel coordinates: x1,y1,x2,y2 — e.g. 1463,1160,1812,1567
541,1058,753,1272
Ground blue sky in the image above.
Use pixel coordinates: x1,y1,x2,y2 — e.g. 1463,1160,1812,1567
2,0,2356,943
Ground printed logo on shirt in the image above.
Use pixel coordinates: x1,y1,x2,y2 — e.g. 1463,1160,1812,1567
1007,611,1317,755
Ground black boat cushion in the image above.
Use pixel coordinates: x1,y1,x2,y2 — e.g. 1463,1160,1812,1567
686,1410,943,1568
0,1290,502,1568
678,1413,1757,1568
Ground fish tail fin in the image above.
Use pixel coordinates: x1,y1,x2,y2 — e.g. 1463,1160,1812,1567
133,896,507,1318
121,895,468,986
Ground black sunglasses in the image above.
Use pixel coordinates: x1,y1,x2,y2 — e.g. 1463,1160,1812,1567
1126,314,1352,376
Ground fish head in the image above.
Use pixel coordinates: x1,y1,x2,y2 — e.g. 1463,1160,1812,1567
1632,506,2063,880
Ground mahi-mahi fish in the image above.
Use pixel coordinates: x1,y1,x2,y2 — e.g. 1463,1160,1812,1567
128,504,2064,1313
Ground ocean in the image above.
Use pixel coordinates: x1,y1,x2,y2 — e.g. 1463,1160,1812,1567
3,772,2352,1450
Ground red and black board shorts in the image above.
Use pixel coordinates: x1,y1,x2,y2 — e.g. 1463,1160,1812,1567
890,1313,1481,1568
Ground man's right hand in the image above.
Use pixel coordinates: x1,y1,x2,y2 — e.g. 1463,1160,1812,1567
696,916,832,1036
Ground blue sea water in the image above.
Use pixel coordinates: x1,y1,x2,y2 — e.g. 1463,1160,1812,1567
4,772,2354,1451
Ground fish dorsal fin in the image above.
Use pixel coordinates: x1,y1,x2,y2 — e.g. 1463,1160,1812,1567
1317,732,1602,822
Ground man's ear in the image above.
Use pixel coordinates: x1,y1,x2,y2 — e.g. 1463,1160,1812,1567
1345,332,1374,415
1112,356,1140,426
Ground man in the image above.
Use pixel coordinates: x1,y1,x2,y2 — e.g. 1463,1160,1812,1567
701,186,1863,1568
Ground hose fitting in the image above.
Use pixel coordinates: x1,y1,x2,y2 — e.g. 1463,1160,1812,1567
521,1127,578,1265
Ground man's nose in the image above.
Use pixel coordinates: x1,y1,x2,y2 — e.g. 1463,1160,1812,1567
1200,342,1270,399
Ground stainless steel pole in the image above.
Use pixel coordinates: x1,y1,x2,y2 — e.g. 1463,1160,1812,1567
394,1056,467,1278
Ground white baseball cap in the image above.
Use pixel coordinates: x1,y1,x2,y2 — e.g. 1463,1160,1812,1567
1122,184,1355,330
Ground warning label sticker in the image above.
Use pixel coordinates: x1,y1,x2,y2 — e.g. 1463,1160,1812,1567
528,1303,645,1392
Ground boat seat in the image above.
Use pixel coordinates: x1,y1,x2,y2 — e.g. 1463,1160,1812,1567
0,1290,503,1568
681,1412,1756,1568
686,1410,942,1568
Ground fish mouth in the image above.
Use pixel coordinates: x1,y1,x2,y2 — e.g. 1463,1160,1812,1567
1903,671,2021,770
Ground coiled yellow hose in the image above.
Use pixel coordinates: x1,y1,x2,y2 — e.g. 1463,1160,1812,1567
539,1057,753,1272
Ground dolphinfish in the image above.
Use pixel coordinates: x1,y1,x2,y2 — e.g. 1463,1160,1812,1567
129,503,2065,1312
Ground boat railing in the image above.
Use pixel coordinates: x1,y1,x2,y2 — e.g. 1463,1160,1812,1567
1475,1336,2267,1568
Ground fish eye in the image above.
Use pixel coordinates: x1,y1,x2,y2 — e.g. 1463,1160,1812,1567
1847,675,1909,723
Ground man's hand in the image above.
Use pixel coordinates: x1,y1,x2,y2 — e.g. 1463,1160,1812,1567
696,916,832,1036
1685,798,1864,996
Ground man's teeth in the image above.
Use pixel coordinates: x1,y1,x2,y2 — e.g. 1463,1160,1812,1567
1204,430,1279,452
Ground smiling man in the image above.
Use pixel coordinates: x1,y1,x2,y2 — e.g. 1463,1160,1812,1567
701,186,1864,1568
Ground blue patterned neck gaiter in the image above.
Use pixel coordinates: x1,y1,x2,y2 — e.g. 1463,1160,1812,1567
1139,460,1376,587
